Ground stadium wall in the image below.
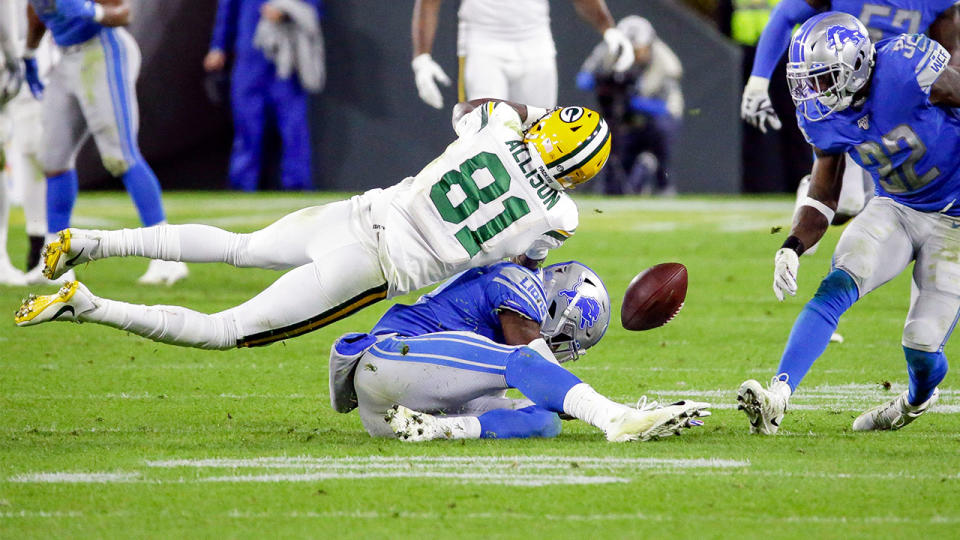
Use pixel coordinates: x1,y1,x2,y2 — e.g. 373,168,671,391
75,0,741,194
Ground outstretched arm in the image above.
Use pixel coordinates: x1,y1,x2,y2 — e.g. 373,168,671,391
773,149,843,301
929,4,960,68
451,98,546,127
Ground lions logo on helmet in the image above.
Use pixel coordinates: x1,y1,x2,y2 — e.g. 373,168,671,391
558,278,602,330
523,107,611,190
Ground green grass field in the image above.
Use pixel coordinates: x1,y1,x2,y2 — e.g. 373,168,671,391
2,192,959,539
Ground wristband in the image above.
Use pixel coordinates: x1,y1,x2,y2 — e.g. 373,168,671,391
781,235,806,256
93,4,105,22
801,196,835,224
22,47,37,60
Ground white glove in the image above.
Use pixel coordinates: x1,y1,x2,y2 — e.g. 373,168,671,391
773,248,799,301
741,76,782,134
603,28,635,73
412,53,451,110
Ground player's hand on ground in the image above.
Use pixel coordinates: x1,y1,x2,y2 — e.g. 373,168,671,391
603,28,635,73
412,53,450,109
22,57,42,100
773,248,799,301
741,76,781,134
203,50,227,72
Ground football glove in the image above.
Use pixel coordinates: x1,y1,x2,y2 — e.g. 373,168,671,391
23,56,42,100
411,53,451,110
603,28,635,73
741,76,782,134
773,248,799,301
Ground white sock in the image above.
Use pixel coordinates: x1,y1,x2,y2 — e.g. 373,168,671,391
95,224,245,264
434,416,482,439
561,383,626,431
80,296,239,350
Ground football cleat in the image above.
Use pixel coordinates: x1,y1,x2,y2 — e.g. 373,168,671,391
738,376,791,434
386,405,454,442
604,397,711,442
853,389,939,431
42,229,97,280
523,106,611,190
138,259,189,286
14,280,96,326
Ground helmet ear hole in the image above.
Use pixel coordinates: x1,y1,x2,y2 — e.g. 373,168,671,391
854,58,861,70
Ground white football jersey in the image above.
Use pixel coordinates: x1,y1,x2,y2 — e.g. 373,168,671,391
373,102,577,295
456,0,555,57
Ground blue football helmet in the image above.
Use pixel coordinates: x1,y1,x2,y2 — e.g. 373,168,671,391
540,261,611,363
786,12,875,121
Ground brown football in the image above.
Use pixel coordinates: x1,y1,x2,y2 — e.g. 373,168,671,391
620,263,687,331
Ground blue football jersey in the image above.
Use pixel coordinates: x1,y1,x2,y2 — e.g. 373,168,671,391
371,262,547,343
28,0,101,47
831,0,957,40
798,34,960,214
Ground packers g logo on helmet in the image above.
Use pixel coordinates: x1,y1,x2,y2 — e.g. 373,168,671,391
523,106,611,189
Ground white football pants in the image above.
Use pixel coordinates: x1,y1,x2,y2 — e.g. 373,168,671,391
833,197,960,352
78,196,388,349
460,51,557,108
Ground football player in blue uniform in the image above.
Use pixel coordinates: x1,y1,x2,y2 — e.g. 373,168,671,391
739,12,960,433
742,0,960,247
24,0,188,284
330,260,710,442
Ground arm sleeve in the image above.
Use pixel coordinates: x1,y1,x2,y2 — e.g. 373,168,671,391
750,0,819,79
209,0,240,53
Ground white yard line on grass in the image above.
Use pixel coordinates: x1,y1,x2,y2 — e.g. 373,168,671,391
9,472,141,484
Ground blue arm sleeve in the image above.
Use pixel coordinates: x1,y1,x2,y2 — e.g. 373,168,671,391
209,0,240,53
750,0,819,79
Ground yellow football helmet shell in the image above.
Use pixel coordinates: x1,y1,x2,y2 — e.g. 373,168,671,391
523,106,611,189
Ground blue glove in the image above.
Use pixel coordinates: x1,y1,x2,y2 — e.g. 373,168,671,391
629,95,668,117
23,57,43,99
575,71,595,91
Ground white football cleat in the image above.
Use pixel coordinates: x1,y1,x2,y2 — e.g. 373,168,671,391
853,389,939,431
738,376,791,434
0,258,27,286
42,229,98,280
138,259,189,286
386,405,454,442
604,397,711,442
14,280,96,326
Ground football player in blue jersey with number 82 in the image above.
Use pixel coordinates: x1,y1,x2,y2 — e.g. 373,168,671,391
739,12,960,434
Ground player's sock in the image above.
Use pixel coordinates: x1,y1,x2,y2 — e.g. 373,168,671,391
503,347,583,411
96,224,241,263
478,406,561,439
80,294,239,350
46,170,79,233
561,383,629,430
121,161,166,227
27,235,45,269
904,347,948,406
776,269,859,391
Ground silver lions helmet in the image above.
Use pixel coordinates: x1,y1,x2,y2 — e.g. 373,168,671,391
786,12,874,121
540,261,611,363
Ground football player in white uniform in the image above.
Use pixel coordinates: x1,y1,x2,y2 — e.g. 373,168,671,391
16,100,612,352
0,0,28,285
0,0,59,285
411,0,635,110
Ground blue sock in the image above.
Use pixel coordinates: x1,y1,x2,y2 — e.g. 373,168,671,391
503,347,583,412
903,347,948,405
46,170,79,233
478,406,562,439
776,269,859,392
121,161,166,226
